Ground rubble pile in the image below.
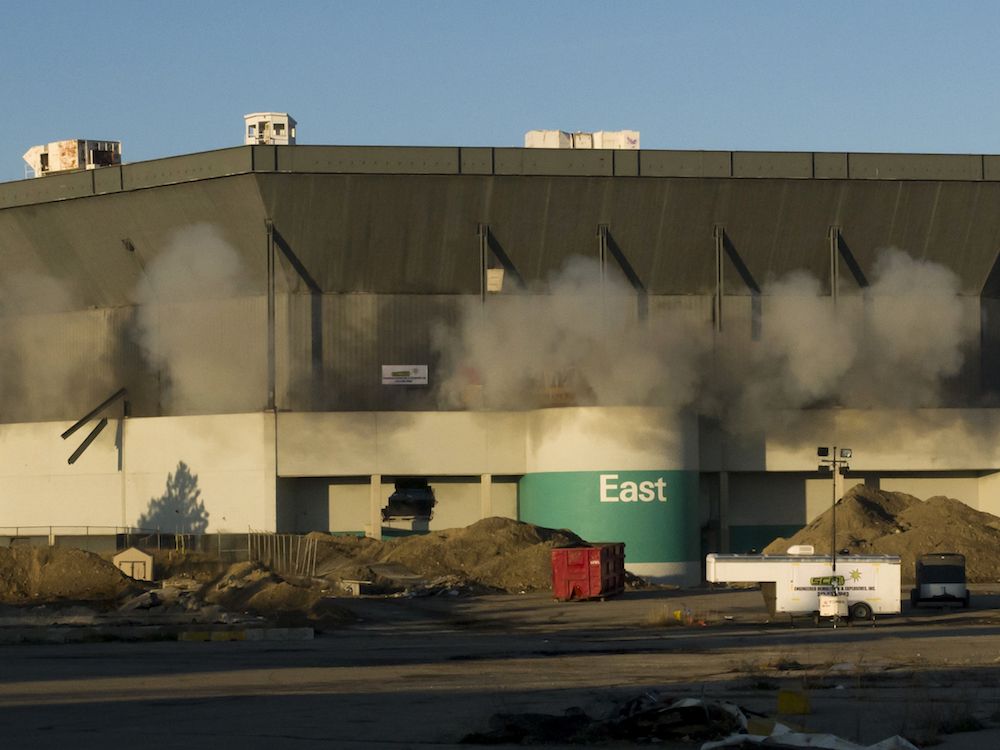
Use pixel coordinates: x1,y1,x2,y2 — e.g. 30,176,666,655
460,692,918,749
461,694,749,745
0,518,600,626
202,561,354,627
765,484,1000,583
313,517,587,594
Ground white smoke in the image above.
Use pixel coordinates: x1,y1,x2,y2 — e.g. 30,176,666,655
0,271,116,420
134,223,264,414
851,248,971,407
435,256,710,411
435,248,975,433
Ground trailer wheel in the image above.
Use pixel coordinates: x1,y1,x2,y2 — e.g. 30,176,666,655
849,602,873,621
910,588,919,608
963,591,971,609
811,611,820,627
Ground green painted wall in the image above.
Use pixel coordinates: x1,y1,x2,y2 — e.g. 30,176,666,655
518,470,699,564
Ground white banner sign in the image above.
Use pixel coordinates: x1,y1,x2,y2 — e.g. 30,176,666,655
381,365,428,385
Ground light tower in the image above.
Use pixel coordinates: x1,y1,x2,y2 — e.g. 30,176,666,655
817,446,852,573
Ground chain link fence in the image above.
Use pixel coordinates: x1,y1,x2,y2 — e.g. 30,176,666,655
0,526,318,575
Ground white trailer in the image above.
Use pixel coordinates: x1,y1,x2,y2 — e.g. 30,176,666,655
706,547,901,622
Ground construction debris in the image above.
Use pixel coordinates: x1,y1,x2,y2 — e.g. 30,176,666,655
461,692,919,749
313,517,592,594
703,726,919,749
461,694,750,744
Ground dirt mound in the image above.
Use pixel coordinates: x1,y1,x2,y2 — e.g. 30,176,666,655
203,561,354,628
0,547,137,604
764,484,1000,582
381,517,585,592
0,518,600,615
311,517,587,594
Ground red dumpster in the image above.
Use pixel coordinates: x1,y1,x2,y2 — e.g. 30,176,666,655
551,543,625,601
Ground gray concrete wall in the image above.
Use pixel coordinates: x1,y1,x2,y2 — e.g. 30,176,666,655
878,476,980,506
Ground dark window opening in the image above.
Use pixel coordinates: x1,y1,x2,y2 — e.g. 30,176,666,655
91,149,117,166
381,479,435,522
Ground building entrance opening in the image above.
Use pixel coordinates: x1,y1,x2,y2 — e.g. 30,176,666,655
382,479,436,522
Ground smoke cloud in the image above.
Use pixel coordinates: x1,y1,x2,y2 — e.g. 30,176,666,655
0,271,117,421
134,223,264,414
434,256,709,412
434,248,975,433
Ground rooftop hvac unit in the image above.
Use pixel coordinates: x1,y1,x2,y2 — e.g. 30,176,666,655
524,129,639,149
22,139,122,177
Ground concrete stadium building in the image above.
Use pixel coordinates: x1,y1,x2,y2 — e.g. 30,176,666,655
4,140,1000,584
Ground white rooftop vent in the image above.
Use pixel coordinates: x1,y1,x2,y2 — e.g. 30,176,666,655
786,545,815,556
22,139,122,178
524,129,639,150
244,112,296,145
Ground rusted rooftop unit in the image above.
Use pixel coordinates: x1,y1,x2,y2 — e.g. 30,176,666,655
22,139,121,178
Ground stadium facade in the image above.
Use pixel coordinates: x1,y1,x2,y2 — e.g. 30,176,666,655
4,143,1000,583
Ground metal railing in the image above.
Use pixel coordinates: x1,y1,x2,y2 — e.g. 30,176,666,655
248,530,318,578
0,526,319,574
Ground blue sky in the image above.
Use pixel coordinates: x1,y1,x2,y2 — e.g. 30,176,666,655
3,1,1000,182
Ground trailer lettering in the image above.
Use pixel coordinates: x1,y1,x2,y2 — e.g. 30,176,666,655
810,575,845,586
600,474,667,503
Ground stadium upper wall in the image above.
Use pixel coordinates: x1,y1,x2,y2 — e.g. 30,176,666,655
5,145,1000,297
2,144,1000,417
6,145,1000,209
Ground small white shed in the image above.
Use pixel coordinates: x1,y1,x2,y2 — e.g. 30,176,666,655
113,547,154,582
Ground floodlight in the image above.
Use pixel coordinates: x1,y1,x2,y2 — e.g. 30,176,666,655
840,448,852,459
818,464,831,472
817,447,830,457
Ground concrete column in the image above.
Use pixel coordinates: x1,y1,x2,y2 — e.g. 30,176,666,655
719,471,730,553
480,473,492,518
368,474,382,540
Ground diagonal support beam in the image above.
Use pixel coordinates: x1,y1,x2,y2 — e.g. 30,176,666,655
68,418,108,465
62,388,129,466
272,228,322,293
714,226,761,338
477,224,524,299
713,225,724,333
829,226,869,300
597,224,648,320
272,226,324,405
61,388,126,440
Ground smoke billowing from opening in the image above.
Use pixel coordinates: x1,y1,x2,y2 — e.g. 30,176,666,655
434,256,709,413
434,248,975,433
134,223,264,414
